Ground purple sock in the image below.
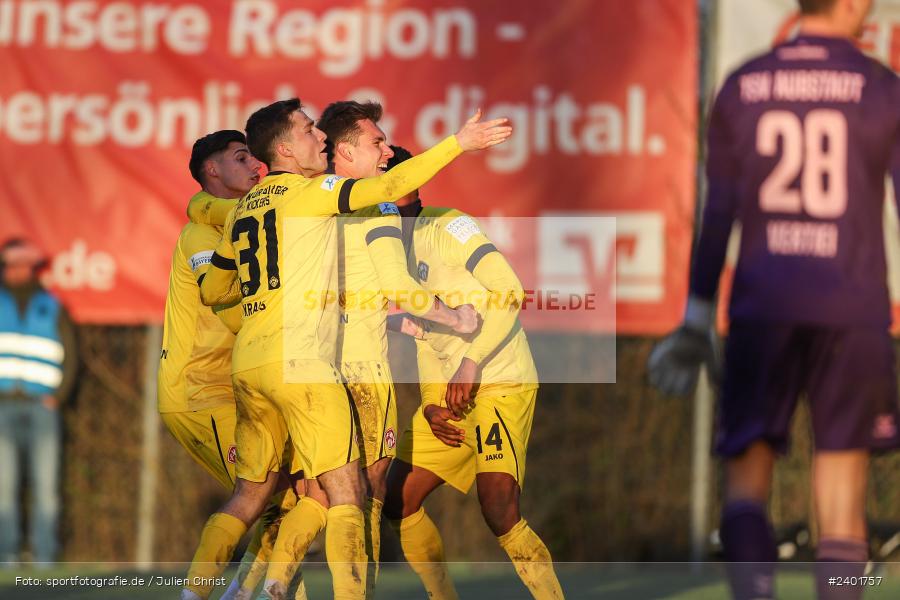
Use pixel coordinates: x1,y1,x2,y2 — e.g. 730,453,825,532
720,500,777,600
815,538,868,600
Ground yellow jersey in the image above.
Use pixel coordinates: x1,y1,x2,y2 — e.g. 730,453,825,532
337,202,436,364
200,135,463,377
157,191,242,413
406,207,538,397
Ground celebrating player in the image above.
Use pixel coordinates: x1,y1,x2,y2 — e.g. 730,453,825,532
251,100,479,599
189,99,511,600
647,1,900,598
160,131,306,600
163,130,312,595
383,146,564,600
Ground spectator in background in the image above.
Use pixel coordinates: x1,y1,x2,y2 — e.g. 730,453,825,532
0,238,78,566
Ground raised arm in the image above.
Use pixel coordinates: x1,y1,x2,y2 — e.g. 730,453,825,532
311,110,512,216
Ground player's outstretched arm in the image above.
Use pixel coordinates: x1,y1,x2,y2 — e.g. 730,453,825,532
454,108,513,151
340,110,512,213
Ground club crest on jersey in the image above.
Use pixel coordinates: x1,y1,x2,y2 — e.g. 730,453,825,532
227,445,237,464
321,174,342,191
417,261,429,281
378,202,400,216
242,283,250,296
384,427,396,450
269,275,280,289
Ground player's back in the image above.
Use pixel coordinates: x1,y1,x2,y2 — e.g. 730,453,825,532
158,220,236,413
226,172,341,376
410,207,538,394
715,35,900,326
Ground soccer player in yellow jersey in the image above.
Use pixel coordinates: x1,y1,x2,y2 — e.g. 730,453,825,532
160,131,305,600
193,99,512,600
383,147,564,600
249,101,479,598
159,131,258,488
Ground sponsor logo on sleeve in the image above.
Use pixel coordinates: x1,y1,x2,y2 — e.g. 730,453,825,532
378,202,400,216
321,174,343,191
384,427,396,450
417,261,429,282
188,250,214,272
445,216,480,244
227,445,237,464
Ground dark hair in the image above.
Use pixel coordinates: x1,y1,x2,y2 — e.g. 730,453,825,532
189,130,246,184
0,238,47,272
798,0,838,14
386,145,413,170
0,238,26,253
317,101,384,159
245,98,303,168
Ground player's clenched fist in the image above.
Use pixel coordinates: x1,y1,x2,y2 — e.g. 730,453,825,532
445,357,479,417
423,404,465,447
450,304,479,334
455,109,513,151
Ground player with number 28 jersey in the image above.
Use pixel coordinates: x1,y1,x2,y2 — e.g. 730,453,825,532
695,34,900,326
648,4,900,598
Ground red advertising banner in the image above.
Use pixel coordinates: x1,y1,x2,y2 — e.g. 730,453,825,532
0,0,697,332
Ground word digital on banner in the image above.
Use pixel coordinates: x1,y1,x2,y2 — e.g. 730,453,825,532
0,0,697,332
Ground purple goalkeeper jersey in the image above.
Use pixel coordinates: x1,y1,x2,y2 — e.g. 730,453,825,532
691,35,900,327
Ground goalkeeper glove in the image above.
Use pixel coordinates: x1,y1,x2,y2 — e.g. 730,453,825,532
647,295,721,396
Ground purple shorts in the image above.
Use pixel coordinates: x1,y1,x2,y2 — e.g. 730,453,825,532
716,320,900,456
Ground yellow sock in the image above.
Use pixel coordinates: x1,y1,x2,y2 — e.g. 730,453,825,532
324,504,368,600
261,496,327,599
286,569,308,600
185,512,247,598
364,498,383,597
235,489,299,599
389,508,458,600
226,522,267,600
497,519,564,600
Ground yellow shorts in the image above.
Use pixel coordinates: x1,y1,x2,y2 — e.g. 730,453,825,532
161,404,237,490
342,361,398,467
396,388,537,493
232,361,359,482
